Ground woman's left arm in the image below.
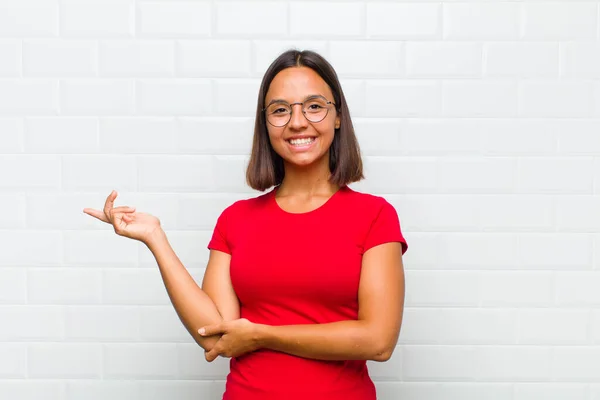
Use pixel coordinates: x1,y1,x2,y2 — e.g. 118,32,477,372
200,241,405,362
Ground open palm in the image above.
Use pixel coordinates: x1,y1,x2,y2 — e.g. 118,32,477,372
83,190,161,244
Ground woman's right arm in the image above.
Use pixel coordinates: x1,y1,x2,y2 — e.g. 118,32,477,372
146,229,231,351
84,190,240,352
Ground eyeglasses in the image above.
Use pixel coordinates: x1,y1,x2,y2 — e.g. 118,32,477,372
263,95,336,127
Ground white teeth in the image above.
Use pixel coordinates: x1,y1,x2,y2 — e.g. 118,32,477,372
289,137,315,146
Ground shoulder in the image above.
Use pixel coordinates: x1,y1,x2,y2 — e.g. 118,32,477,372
218,188,274,219
343,186,396,213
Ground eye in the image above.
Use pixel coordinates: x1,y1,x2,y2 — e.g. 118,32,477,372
272,107,288,114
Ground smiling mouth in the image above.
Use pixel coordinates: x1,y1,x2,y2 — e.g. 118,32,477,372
287,137,316,146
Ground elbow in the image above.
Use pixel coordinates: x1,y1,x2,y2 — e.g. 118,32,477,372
371,345,394,362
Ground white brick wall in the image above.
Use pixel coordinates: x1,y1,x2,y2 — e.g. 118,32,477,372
0,1,599,399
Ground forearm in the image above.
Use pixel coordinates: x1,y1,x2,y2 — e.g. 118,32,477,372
146,229,223,351
257,320,393,362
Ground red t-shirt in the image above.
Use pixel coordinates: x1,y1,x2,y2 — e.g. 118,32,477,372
207,185,408,400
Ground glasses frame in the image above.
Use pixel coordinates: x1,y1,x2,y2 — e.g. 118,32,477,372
262,95,337,127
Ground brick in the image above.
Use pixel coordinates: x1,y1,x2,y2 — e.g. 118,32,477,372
367,348,402,381
0,381,65,400
365,80,441,117
479,195,554,232
438,157,515,193
399,195,479,232
522,2,598,40
139,381,213,400
99,117,177,154
518,233,592,270
0,306,64,340
290,2,362,37
0,0,58,37
253,41,328,76
485,42,558,78
61,0,133,37
377,383,513,400
395,233,437,270
0,343,26,377
480,271,554,307
0,155,60,191
62,155,137,192
140,306,190,342
136,80,212,116
442,80,518,117
356,157,437,194
61,80,134,115
558,120,600,155
367,3,440,38
139,232,211,268
477,346,551,381
212,156,251,192
519,81,595,117
214,79,261,117
63,230,139,267
66,306,140,341
28,343,102,378
0,81,58,115
27,268,102,304
0,268,26,304
0,118,23,153
483,119,558,156
177,343,230,379
353,119,403,156
66,381,140,400
137,155,213,192
552,347,600,380
23,40,97,77
557,196,600,232
562,42,600,79
515,383,589,400
0,40,21,76
556,272,600,306
403,346,478,380
100,40,174,77
0,231,62,267
27,193,109,230
177,117,254,155
399,309,517,345
413,268,484,315
329,41,403,77
103,268,170,305
177,40,251,77
139,1,210,38
438,233,517,269
443,3,520,40
25,117,98,153
339,79,366,117
103,344,178,378
517,157,593,194
0,194,26,229
216,1,286,36
517,309,590,345
406,42,481,77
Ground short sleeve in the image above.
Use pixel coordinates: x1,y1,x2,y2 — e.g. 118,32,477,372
363,200,408,255
207,208,231,254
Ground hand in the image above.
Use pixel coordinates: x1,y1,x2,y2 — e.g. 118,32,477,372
83,190,162,244
199,318,261,362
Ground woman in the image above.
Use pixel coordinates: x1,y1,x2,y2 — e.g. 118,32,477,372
83,49,408,400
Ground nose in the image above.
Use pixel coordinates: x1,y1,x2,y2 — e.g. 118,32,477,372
288,103,308,130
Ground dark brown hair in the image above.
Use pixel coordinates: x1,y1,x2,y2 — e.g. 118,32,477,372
246,49,364,191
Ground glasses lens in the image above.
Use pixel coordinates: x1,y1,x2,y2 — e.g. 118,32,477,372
266,103,291,127
303,98,329,122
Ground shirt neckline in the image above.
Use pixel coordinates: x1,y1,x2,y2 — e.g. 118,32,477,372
270,185,347,216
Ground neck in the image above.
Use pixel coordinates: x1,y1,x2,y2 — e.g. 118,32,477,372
278,157,339,196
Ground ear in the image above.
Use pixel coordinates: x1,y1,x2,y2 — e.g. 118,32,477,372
335,116,341,129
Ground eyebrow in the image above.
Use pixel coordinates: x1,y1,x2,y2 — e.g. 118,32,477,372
265,94,325,106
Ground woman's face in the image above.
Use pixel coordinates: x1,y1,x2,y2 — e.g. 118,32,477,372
264,66,340,169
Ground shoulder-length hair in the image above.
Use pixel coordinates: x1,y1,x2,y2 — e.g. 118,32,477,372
246,49,364,191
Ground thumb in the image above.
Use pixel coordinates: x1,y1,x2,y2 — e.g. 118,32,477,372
198,323,224,337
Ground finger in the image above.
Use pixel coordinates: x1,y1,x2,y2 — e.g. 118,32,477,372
198,324,223,337
112,206,136,213
103,190,118,222
82,208,110,223
205,349,219,362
